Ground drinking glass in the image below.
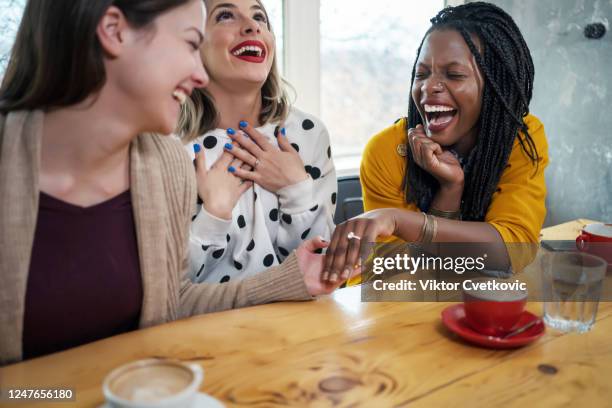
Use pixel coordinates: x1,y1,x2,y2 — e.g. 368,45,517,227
541,251,607,333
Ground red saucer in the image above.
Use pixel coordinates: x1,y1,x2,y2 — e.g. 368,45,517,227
441,304,545,349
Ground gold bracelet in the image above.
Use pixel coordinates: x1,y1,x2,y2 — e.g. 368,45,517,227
417,212,428,242
421,213,437,244
429,207,461,220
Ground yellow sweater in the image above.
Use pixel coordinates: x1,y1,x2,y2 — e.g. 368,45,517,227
360,114,549,243
348,114,548,285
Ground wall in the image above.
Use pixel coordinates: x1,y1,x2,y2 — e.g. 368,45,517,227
470,0,612,225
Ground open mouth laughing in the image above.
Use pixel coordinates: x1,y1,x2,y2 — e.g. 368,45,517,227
423,103,458,133
230,40,267,63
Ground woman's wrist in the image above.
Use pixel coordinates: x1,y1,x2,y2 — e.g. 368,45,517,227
432,182,464,212
203,202,232,221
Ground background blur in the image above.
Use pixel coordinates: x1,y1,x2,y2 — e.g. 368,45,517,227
1,0,610,226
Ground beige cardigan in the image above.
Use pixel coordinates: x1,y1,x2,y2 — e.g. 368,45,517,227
0,111,312,366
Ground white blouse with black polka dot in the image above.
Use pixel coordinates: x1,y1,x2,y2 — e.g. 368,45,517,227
186,107,337,284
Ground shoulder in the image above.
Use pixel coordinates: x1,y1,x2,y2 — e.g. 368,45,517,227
508,113,549,167
136,134,195,212
284,107,328,137
148,134,192,174
363,118,407,165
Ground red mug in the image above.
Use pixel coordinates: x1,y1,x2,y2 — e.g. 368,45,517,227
463,279,527,337
576,223,612,265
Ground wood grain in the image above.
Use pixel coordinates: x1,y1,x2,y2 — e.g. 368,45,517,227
1,219,609,408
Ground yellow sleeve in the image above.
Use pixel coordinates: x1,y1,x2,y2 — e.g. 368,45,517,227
360,119,418,212
486,114,549,243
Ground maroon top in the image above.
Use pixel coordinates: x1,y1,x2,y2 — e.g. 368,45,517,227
23,190,143,359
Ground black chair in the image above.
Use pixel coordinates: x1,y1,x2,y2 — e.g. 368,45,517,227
333,175,364,224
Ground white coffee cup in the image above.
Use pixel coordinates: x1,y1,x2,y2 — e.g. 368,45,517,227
102,359,204,408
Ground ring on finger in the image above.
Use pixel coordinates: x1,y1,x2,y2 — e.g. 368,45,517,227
347,231,361,241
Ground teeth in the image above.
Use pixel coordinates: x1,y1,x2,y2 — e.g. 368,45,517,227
172,90,187,104
424,104,455,113
232,45,263,57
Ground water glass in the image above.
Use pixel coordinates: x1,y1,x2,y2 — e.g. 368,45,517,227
541,251,607,333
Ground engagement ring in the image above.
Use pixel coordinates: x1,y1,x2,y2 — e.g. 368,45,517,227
347,231,361,241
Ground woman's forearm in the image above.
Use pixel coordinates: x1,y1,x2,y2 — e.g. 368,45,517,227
391,209,511,270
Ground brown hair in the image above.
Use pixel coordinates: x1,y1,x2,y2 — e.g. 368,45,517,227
179,0,291,141
0,0,192,113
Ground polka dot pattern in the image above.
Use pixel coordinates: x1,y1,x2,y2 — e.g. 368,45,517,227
304,165,321,180
301,228,311,240
269,208,279,222
196,264,205,277
331,192,337,205
203,135,218,149
246,240,255,251
263,254,275,267
234,260,243,270
220,275,230,283
237,215,246,228
278,247,289,257
212,248,225,259
302,119,315,131
291,143,300,152
281,214,292,224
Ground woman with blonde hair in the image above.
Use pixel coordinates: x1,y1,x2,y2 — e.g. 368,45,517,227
0,0,347,365
182,0,337,284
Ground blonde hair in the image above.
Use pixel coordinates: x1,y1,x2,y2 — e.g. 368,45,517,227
178,0,291,141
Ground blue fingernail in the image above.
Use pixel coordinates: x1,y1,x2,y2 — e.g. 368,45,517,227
193,144,201,153
224,143,233,150
281,127,286,136
239,121,248,128
227,128,236,135
228,166,236,173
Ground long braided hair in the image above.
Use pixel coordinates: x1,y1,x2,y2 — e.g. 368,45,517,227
403,2,539,221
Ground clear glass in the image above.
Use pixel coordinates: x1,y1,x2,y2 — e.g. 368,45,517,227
541,252,607,333
0,0,26,77
320,0,444,165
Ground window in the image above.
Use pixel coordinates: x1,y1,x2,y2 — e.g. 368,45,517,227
0,0,25,75
319,0,444,171
263,0,284,74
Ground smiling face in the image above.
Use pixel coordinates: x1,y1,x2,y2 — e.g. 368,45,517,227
411,29,484,153
110,0,208,135
201,0,275,89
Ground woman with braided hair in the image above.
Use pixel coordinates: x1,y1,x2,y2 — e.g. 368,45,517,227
322,2,548,283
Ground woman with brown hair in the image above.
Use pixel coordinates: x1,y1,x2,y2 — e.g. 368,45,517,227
0,0,347,365
180,0,337,284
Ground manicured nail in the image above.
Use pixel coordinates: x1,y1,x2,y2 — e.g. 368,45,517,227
319,236,328,243
227,128,236,135
281,127,286,136
329,273,338,283
228,166,236,173
193,144,201,153
224,143,233,150
341,268,350,280
322,271,329,281
239,120,248,128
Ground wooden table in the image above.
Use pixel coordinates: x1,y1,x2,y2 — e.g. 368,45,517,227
2,219,610,407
